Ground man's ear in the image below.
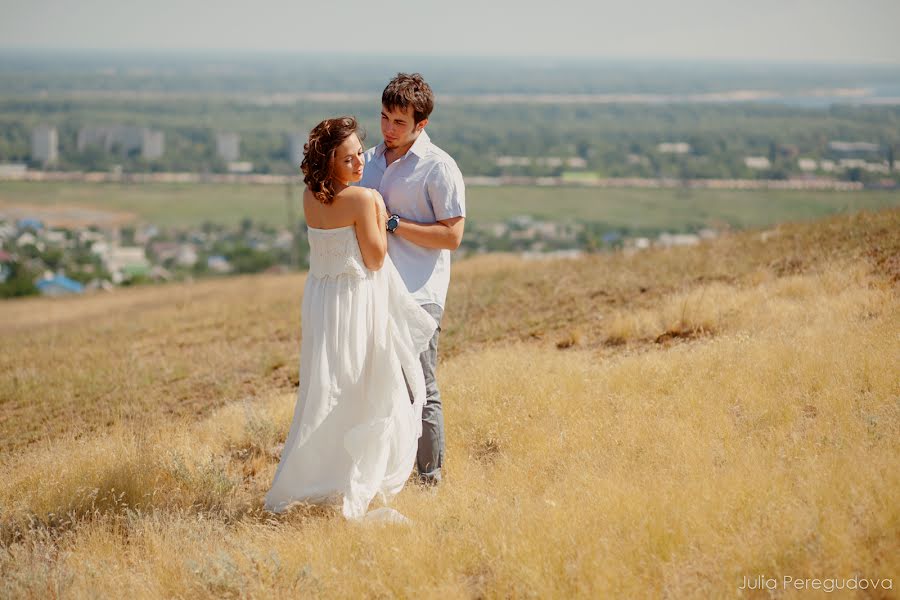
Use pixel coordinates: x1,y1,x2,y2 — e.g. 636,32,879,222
416,118,429,132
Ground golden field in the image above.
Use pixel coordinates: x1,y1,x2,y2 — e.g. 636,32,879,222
1,208,898,598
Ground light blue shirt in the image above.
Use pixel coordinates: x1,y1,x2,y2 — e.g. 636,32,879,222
359,131,466,309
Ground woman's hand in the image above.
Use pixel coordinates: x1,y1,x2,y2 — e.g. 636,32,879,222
373,190,388,226
353,188,388,271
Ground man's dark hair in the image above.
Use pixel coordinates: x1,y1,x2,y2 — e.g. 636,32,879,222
382,73,434,124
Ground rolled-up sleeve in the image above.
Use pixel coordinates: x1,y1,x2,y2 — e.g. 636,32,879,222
427,161,466,221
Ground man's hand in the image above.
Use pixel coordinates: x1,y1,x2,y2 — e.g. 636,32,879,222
394,216,465,250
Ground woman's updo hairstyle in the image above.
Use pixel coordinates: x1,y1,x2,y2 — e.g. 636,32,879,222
301,116,364,205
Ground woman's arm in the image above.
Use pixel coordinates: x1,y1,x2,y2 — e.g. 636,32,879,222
353,188,387,271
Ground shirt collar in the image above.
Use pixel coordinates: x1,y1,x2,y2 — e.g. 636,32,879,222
409,130,431,158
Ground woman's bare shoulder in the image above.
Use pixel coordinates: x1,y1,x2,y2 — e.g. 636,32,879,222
335,186,378,209
362,186,383,199
341,185,380,199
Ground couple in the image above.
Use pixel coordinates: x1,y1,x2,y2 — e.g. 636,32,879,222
264,73,466,521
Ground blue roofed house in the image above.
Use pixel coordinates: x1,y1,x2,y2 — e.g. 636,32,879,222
16,218,44,231
207,255,233,274
602,232,623,246
36,274,85,296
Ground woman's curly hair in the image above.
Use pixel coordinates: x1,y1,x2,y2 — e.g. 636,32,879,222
301,116,365,205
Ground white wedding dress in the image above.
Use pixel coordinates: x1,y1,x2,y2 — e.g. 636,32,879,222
264,224,437,521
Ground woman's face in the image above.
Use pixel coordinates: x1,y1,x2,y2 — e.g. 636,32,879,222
330,132,365,185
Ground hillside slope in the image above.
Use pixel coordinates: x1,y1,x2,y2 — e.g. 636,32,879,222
2,208,896,454
1,208,897,598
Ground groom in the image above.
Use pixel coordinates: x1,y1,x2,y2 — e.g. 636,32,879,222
359,73,466,486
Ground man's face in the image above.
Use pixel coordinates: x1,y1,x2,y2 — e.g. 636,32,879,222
381,104,426,150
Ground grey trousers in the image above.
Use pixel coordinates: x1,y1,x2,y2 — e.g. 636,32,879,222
406,302,445,483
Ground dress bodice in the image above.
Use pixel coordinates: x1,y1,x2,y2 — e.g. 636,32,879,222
307,225,368,280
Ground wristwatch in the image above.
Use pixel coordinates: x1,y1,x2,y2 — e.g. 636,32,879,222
386,214,400,233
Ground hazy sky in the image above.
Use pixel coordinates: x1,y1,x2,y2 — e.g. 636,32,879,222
2,0,899,63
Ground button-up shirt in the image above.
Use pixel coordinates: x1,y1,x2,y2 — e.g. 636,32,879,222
358,131,466,309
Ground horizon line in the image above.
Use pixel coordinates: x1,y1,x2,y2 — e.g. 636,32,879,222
1,47,899,68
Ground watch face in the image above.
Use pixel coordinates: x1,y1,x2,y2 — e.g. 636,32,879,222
387,216,399,231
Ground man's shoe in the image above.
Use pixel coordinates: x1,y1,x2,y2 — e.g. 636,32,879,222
416,472,441,487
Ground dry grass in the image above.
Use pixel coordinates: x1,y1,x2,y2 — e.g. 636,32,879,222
1,208,898,597
0,274,305,456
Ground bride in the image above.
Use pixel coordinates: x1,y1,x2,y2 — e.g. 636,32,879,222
263,116,437,521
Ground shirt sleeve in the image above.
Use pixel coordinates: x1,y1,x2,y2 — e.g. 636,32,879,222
427,160,466,221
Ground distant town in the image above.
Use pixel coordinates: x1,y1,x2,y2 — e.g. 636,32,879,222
0,124,895,298
0,210,721,299
0,124,893,191
22,124,303,176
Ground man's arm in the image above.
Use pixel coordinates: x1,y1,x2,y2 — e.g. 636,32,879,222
393,216,465,251
394,159,465,250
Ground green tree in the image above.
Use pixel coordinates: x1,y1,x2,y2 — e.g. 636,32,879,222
120,226,135,245
0,263,39,298
41,247,64,270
